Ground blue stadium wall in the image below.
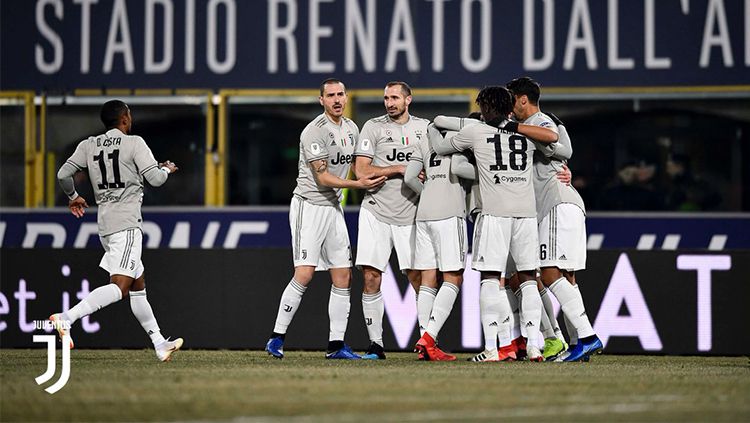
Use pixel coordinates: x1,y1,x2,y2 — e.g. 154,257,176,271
1,209,748,355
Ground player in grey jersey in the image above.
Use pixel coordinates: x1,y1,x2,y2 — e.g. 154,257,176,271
431,86,559,362
265,79,386,360
404,123,476,361
50,100,183,361
353,81,429,359
507,77,602,362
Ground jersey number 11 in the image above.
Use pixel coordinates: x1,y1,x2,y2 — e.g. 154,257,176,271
93,149,125,189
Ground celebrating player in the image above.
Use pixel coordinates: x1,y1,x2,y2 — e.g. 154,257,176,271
431,87,558,362
51,100,183,362
506,77,603,362
353,81,429,359
265,79,386,360
404,124,476,361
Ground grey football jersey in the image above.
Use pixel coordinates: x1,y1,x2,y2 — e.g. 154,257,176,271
449,121,537,218
525,112,586,221
355,114,429,225
293,114,358,206
63,128,165,236
411,127,466,221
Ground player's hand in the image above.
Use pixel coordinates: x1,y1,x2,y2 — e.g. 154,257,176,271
68,196,89,218
159,160,179,174
557,164,572,185
501,121,519,133
548,113,564,126
358,175,387,190
418,170,426,183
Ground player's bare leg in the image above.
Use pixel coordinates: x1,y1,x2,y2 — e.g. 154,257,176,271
540,267,601,361
361,265,386,359
266,266,315,359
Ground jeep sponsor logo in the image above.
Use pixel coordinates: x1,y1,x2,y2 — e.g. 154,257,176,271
385,149,412,162
331,152,353,165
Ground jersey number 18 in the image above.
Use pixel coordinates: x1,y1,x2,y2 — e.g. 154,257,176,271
487,134,528,171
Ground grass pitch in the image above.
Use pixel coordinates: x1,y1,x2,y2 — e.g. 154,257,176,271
1,349,749,422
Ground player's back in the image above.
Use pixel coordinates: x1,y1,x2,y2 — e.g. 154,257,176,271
414,129,466,221
73,128,157,236
451,121,537,218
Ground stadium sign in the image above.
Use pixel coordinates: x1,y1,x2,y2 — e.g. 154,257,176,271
1,249,747,355
1,0,748,91
1,209,748,249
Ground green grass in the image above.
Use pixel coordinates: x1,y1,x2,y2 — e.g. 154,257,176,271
1,350,749,422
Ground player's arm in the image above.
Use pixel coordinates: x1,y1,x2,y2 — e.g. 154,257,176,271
57,142,89,217
431,126,470,156
134,137,175,187
353,155,406,179
450,152,477,180
434,115,481,131
403,160,424,195
310,159,386,190
546,113,573,160
503,121,559,144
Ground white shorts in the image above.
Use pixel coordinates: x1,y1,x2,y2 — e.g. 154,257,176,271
356,207,415,272
414,217,468,272
538,203,587,271
290,196,352,271
99,228,144,279
471,214,539,275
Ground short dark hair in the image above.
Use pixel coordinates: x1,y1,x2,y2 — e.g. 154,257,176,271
506,76,541,105
385,81,412,97
100,100,129,129
320,78,345,96
476,86,514,118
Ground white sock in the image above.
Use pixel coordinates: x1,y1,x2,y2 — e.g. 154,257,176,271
272,278,307,334
496,289,513,348
520,281,543,346
539,300,556,339
564,312,578,345
417,286,437,337
328,286,351,342
362,291,384,346
513,289,527,338
506,287,521,340
63,283,122,323
129,289,166,345
550,278,595,338
479,279,501,352
426,282,459,338
540,287,565,340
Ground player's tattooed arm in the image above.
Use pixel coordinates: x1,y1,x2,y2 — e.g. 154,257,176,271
310,158,386,190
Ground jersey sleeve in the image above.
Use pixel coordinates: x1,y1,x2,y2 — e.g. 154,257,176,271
354,121,377,158
447,126,475,153
64,140,88,171
532,114,559,135
411,135,431,164
133,137,160,175
300,126,329,163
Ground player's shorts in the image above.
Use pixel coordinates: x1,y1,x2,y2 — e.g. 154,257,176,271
356,207,415,272
471,214,539,274
290,195,352,271
538,203,587,271
99,228,144,279
414,217,468,272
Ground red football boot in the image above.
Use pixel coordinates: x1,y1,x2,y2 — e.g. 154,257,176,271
512,336,527,360
498,344,518,361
